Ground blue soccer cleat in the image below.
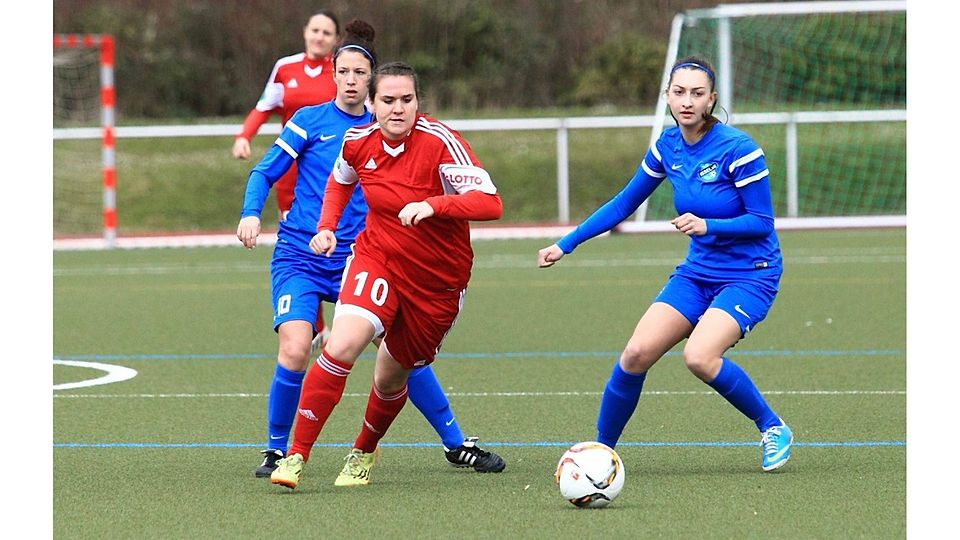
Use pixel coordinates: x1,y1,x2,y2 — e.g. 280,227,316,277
760,423,793,472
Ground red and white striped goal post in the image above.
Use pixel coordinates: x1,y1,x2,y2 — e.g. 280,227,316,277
54,34,117,247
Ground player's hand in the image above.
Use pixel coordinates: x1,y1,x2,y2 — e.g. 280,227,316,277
232,137,251,160
237,216,261,250
538,244,565,268
671,213,707,236
310,230,337,257
398,201,435,226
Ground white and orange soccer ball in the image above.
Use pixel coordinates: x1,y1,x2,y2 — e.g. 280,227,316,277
554,441,625,508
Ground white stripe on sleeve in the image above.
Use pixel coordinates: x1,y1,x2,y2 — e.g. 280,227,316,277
416,117,472,165
734,169,769,187
275,138,298,159
650,143,662,162
642,161,666,178
285,120,307,140
728,148,764,173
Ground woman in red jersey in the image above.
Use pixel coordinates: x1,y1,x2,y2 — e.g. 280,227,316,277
231,10,340,220
269,62,504,490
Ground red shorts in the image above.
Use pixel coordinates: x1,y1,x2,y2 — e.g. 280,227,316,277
334,250,464,369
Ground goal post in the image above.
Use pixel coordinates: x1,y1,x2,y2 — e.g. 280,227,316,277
630,1,906,228
53,34,117,246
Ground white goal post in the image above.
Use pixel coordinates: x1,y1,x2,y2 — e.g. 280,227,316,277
628,0,907,229
51,3,907,250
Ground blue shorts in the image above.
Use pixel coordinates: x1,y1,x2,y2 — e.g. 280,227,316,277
269,242,348,332
654,268,780,336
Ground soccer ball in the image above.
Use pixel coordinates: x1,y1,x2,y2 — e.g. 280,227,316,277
554,441,625,508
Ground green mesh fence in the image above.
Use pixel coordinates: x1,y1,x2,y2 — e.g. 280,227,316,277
643,9,906,220
54,46,104,236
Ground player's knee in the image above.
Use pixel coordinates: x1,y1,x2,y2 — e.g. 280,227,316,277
682,345,720,381
620,341,659,373
277,339,311,371
373,375,407,397
320,336,366,365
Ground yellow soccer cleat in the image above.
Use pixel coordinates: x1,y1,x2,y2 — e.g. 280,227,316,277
270,453,304,489
334,447,381,487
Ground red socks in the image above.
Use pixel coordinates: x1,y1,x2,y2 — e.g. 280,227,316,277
288,350,352,461
287,348,409,459
353,385,408,453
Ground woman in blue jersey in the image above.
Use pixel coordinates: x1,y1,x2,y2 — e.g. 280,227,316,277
237,20,504,479
538,56,792,472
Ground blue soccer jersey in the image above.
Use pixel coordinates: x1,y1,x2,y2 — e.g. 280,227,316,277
558,122,782,279
241,100,372,258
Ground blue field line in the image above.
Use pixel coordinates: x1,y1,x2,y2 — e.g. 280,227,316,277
53,348,904,362
54,440,905,449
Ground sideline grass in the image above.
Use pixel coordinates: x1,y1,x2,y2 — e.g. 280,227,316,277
54,119,904,236
53,230,905,537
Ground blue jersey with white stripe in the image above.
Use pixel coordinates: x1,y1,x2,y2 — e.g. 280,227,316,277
558,122,782,278
241,100,372,258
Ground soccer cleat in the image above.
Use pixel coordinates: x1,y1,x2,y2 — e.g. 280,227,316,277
254,449,284,478
444,436,506,473
760,423,793,472
310,327,331,356
271,453,305,489
334,447,381,486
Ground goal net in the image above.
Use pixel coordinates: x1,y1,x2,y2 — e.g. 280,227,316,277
53,34,117,245
633,1,906,227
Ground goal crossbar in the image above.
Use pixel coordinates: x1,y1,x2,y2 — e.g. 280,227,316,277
638,1,906,223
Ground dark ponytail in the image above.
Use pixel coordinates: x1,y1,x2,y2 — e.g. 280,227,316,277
333,19,377,69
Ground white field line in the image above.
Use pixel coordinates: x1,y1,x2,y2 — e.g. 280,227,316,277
53,389,905,399
53,248,905,277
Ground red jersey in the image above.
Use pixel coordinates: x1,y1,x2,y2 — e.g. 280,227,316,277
238,52,337,140
321,114,502,293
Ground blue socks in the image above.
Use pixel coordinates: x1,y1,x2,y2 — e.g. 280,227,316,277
593,357,779,448
707,357,780,432
407,365,465,450
265,363,306,453
266,363,465,452
596,361,647,448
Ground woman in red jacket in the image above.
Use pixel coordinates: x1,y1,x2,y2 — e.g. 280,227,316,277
232,10,340,220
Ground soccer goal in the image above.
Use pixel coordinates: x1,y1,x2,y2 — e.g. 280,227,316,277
626,1,906,230
53,34,117,246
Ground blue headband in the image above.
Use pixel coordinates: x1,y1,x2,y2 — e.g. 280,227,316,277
672,62,715,83
336,44,376,66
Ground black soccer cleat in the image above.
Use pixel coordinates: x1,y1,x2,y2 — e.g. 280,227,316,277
444,436,505,473
254,449,284,478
